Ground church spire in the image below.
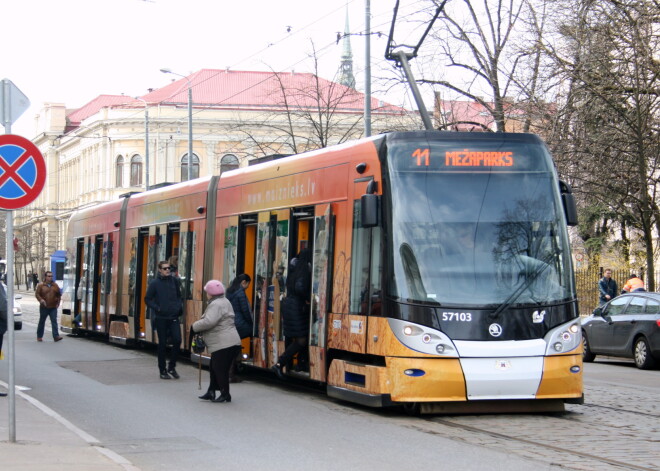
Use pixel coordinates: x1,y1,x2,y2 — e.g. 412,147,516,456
338,8,356,88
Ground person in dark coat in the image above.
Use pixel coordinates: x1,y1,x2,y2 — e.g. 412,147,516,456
272,248,312,378
226,274,252,383
598,268,618,305
144,260,183,380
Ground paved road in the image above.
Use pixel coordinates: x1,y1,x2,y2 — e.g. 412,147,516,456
7,290,660,470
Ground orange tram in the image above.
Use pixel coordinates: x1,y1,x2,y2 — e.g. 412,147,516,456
62,131,583,413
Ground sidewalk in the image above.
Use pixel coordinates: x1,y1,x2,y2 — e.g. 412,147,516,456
0,385,139,471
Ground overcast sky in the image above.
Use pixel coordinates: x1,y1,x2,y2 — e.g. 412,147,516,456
3,0,430,138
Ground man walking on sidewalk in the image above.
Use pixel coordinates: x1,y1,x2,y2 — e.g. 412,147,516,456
35,271,63,342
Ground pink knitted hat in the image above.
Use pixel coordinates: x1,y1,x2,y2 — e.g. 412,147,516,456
204,280,225,296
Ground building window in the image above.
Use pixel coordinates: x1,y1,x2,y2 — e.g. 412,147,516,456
116,155,124,187
180,153,200,181
130,154,143,186
220,154,239,173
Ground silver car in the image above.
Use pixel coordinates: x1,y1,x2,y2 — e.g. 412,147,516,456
1,283,22,330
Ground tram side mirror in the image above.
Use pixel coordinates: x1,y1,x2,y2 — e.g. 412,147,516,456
361,193,379,228
559,180,578,226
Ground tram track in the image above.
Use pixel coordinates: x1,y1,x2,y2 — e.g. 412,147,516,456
574,402,660,419
418,414,656,471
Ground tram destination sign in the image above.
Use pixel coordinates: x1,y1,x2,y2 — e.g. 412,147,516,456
0,134,46,209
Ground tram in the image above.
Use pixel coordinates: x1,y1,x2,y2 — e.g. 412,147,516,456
62,131,583,413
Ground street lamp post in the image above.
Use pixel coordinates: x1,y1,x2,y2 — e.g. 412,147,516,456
135,97,150,190
160,68,193,181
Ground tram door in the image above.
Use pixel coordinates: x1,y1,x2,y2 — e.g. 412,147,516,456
130,228,151,342
77,235,102,331
309,204,333,381
285,206,316,374
73,239,85,327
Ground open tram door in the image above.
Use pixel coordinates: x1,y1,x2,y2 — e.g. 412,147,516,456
278,204,333,380
132,224,179,344
75,235,103,333
70,238,85,331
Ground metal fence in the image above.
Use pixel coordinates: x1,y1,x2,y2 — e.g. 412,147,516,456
575,268,656,316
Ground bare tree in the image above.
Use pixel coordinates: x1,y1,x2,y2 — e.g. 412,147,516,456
539,0,660,287
230,45,367,158
409,0,531,131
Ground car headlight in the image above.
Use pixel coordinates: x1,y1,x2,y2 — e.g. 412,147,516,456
544,319,581,355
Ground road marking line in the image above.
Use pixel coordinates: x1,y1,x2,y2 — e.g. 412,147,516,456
0,380,141,471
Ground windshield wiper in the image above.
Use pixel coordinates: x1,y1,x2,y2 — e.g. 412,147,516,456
489,253,555,320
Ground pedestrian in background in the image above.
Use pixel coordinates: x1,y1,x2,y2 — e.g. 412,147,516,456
226,273,253,382
144,260,183,380
622,274,645,293
35,271,63,342
598,269,618,305
32,273,38,292
193,280,241,403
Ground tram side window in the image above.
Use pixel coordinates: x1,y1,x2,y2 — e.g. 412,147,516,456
349,201,382,315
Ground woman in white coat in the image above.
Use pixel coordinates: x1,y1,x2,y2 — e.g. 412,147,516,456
192,280,242,403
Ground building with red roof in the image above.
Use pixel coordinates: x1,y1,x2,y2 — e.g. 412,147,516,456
16,69,415,264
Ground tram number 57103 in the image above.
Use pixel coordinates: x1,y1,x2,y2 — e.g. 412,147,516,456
442,312,473,322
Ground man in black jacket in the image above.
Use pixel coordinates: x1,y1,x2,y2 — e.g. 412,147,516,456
145,261,183,379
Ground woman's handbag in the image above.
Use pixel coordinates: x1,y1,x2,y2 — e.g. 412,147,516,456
191,333,206,354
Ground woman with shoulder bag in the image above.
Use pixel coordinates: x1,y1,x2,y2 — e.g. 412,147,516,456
192,280,242,403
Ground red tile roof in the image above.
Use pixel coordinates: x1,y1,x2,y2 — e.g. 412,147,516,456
65,70,407,134
141,69,405,114
67,94,135,126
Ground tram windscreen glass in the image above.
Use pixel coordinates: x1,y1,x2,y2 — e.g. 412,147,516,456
385,136,573,307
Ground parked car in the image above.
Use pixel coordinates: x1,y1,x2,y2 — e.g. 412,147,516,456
582,292,660,369
1,283,23,330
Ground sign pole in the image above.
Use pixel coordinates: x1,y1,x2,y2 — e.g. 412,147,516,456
6,210,16,442
1,79,32,443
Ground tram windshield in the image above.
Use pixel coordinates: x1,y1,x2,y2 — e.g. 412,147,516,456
385,134,574,308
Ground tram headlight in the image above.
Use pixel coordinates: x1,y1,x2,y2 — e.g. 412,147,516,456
545,320,581,355
388,319,457,357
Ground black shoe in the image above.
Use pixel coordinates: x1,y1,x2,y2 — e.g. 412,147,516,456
167,368,180,379
160,371,171,380
212,394,231,403
199,390,215,401
271,363,284,380
0,392,7,397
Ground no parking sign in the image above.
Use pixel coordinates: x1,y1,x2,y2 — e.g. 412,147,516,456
0,134,46,209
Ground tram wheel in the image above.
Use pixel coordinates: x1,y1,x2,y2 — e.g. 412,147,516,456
582,332,595,362
401,402,420,416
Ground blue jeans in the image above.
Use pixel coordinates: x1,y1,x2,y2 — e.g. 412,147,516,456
154,317,181,373
37,306,60,339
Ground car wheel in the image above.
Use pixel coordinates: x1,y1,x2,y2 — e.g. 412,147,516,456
633,337,657,370
14,322,22,331
582,332,595,362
